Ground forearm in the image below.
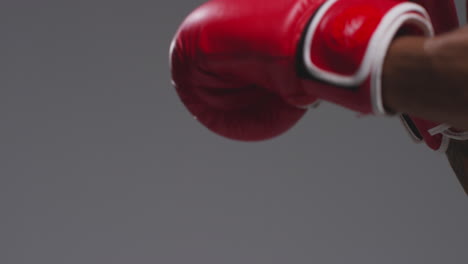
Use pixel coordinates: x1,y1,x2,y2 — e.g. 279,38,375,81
382,36,434,115
446,140,468,195
382,31,468,130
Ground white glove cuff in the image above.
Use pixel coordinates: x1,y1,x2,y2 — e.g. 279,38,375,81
302,0,434,115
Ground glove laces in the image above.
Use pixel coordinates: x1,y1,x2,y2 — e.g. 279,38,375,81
428,124,468,141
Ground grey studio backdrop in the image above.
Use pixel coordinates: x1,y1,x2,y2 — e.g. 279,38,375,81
1,0,467,263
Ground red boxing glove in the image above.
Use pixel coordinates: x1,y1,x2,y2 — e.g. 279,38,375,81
401,115,468,152
401,0,468,151
170,0,433,141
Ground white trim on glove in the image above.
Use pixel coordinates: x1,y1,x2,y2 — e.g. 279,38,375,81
302,0,434,115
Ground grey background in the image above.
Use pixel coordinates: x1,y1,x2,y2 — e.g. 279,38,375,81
1,0,467,263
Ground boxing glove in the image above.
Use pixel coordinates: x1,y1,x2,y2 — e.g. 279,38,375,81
401,0,468,151
170,0,434,141
401,115,468,152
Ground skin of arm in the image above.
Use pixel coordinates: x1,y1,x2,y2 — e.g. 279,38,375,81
445,140,468,195
382,27,468,195
382,26,468,130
